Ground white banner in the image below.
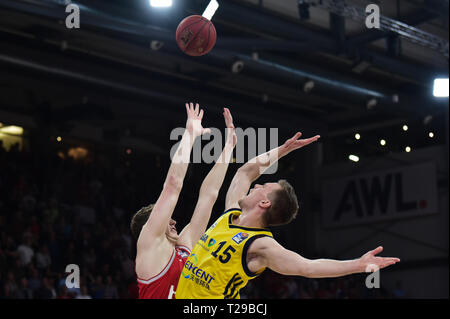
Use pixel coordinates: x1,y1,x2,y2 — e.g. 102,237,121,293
322,162,439,228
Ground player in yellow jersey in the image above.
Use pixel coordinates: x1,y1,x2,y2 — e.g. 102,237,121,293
176,131,400,299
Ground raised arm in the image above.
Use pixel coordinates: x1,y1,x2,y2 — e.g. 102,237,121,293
225,132,320,210
178,108,237,249
248,237,400,278
137,103,210,250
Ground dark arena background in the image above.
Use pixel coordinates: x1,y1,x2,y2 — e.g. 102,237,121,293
0,0,448,301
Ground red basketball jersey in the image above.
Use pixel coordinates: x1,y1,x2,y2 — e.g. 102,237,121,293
137,246,191,299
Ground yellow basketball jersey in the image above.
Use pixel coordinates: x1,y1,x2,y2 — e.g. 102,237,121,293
176,208,273,299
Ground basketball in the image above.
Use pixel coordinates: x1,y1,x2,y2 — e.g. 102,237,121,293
176,15,217,56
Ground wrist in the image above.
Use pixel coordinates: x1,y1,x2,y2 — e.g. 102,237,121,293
183,130,200,143
354,258,364,273
279,145,291,158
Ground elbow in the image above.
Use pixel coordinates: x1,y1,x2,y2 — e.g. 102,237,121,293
236,166,256,181
299,261,315,278
164,175,183,193
200,189,220,202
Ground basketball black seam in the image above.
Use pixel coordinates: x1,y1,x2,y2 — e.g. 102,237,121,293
180,19,205,53
185,19,210,55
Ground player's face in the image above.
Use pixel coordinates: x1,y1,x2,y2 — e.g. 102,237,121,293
240,182,282,209
166,219,178,239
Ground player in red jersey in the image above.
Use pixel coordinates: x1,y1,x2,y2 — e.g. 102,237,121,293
130,104,236,299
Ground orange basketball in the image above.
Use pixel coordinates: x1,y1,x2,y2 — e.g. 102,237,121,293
176,15,217,56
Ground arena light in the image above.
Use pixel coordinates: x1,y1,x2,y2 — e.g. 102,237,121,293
202,0,219,20
150,0,173,8
355,133,361,140
392,94,400,103
303,80,315,93
405,146,411,153
150,40,164,51
0,125,23,136
367,98,377,110
380,139,386,146
429,132,435,138
402,125,408,131
231,60,244,74
349,155,359,162
433,78,449,97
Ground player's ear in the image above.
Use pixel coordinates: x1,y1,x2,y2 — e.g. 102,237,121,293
258,199,271,209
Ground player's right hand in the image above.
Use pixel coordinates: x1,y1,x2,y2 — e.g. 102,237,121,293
223,107,237,148
185,102,211,138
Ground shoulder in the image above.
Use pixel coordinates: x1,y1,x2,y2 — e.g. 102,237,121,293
175,245,191,258
135,238,174,278
247,236,279,255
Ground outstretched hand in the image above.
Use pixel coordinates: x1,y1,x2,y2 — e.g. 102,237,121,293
359,246,400,272
223,107,237,148
281,132,320,155
185,102,211,138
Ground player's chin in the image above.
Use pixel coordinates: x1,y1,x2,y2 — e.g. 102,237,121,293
168,230,179,240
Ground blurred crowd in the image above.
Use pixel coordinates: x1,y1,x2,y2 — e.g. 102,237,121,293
241,270,404,299
0,140,404,299
0,141,144,299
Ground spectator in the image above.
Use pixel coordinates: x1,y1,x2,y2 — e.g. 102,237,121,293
27,267,41,293
90,275,105,299
43,198,59,224
35,245,52,270
104,275,119,299
4,272,19,299
16,233,34,267
36,277,56,299
16,277,33,299
57,285,72,299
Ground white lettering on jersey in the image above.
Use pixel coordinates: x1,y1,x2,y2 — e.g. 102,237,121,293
168,285,176,299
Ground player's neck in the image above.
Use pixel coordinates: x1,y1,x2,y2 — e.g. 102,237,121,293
234,209,265,229
166,234,178,246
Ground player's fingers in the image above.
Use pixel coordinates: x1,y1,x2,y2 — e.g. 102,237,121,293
224,108,234,128
199,109,204,120
225,107,232,118
302,135,320,142
297,136,319,147
195,103,200,115
371,246,383,256
385,257,401,263
186,103,190,114
380,259,398,269
285,132,301,146
293,132,302,140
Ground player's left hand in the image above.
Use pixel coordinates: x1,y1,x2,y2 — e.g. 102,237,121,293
358,246,400,272
281,132,320,155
